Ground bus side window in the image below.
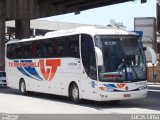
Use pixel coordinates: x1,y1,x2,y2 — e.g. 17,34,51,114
14,45,22,59
68,35,80,58
46,44,52,57
51,40,56,57
31,42,37,58
81,34,97,80
54,38,65,57
43,44,47,57
25,44,31,58
36,44,42,58
16,46,22,58
7,44,15,59
12,45,16,59
45,40,54,58
24,47,27,58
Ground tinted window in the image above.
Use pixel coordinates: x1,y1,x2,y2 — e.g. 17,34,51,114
7,35,80,59
54,37,65,57
67,36,80,58
81,34,97,80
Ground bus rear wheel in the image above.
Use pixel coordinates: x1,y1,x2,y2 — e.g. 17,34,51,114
70,83,80,103
19,79,27,95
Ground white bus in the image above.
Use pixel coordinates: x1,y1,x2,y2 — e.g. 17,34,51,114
6,26,150,103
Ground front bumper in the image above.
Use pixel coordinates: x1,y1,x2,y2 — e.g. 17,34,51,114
97,89,147,101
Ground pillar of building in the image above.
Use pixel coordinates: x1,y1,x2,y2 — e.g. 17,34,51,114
157,3,160,33
15,19,30,39
0,0,5,71
0,18,5,71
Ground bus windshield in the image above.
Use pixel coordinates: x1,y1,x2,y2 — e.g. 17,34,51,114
95,35,146,82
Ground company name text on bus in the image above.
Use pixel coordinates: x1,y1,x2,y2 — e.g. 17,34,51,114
8,61,42,68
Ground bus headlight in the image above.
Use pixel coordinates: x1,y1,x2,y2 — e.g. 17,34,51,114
99,87,114,92
138,86,147,90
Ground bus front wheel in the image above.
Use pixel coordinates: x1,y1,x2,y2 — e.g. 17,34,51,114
69,83,80,103
19,79,27,95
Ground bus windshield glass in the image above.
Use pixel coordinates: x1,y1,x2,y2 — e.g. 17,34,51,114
95,35,146,82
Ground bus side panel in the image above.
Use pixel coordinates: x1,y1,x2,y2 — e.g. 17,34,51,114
6,59,39,91
61,58,82,97
80,73,99,101
6,61,19,89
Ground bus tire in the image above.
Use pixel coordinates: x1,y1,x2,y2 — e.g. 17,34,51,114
19,79,27,95
69,83,80,103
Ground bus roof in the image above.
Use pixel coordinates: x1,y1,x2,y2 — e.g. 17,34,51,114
7,26,137,44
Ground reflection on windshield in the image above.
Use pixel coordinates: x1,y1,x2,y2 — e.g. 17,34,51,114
95,35,146,82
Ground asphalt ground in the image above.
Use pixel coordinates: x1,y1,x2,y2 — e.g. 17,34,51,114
0,85,159,120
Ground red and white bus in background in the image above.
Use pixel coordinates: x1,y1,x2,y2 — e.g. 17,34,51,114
5,26,156,103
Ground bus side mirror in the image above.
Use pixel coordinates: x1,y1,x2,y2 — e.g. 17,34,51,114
95,47,103,66
146,47,157,64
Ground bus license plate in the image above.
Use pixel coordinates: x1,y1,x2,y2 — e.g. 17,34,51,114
124,94,131,97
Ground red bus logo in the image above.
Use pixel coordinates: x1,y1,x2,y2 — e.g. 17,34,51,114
40,59,61,81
